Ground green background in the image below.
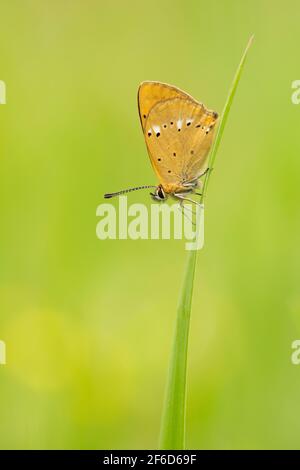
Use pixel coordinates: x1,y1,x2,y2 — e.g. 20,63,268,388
0,0,300,449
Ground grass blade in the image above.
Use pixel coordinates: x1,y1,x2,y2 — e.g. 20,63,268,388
159,250,197,449
159,35,254,450
200,34,254,202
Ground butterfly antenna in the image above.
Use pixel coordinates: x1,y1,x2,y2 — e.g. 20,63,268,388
104,185,156,199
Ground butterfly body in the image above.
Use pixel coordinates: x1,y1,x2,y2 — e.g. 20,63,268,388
162,182,194,195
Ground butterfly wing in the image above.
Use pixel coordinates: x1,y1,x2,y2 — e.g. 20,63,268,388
141,92,218,187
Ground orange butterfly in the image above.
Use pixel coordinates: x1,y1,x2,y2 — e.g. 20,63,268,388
104,81,218,205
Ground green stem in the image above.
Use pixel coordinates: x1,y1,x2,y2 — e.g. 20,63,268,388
159,250,197,449
159,35,254,450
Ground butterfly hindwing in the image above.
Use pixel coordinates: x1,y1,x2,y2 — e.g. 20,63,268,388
144,96,217,186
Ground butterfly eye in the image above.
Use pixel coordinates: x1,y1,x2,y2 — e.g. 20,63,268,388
157,187,165,199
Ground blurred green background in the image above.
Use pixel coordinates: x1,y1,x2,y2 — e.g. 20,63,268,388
0,0,300,450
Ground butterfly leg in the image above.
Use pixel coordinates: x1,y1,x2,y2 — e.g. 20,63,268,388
198,167,211,178
180,184,202,196
182,168,210,192
174,194,203,207
182,180,199,188
178,199,196,227
175,194,202,226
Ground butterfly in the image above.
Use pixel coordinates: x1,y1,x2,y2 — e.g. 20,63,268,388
104,81,218,206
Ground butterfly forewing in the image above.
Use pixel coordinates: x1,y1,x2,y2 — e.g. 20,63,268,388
138,81,195,131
